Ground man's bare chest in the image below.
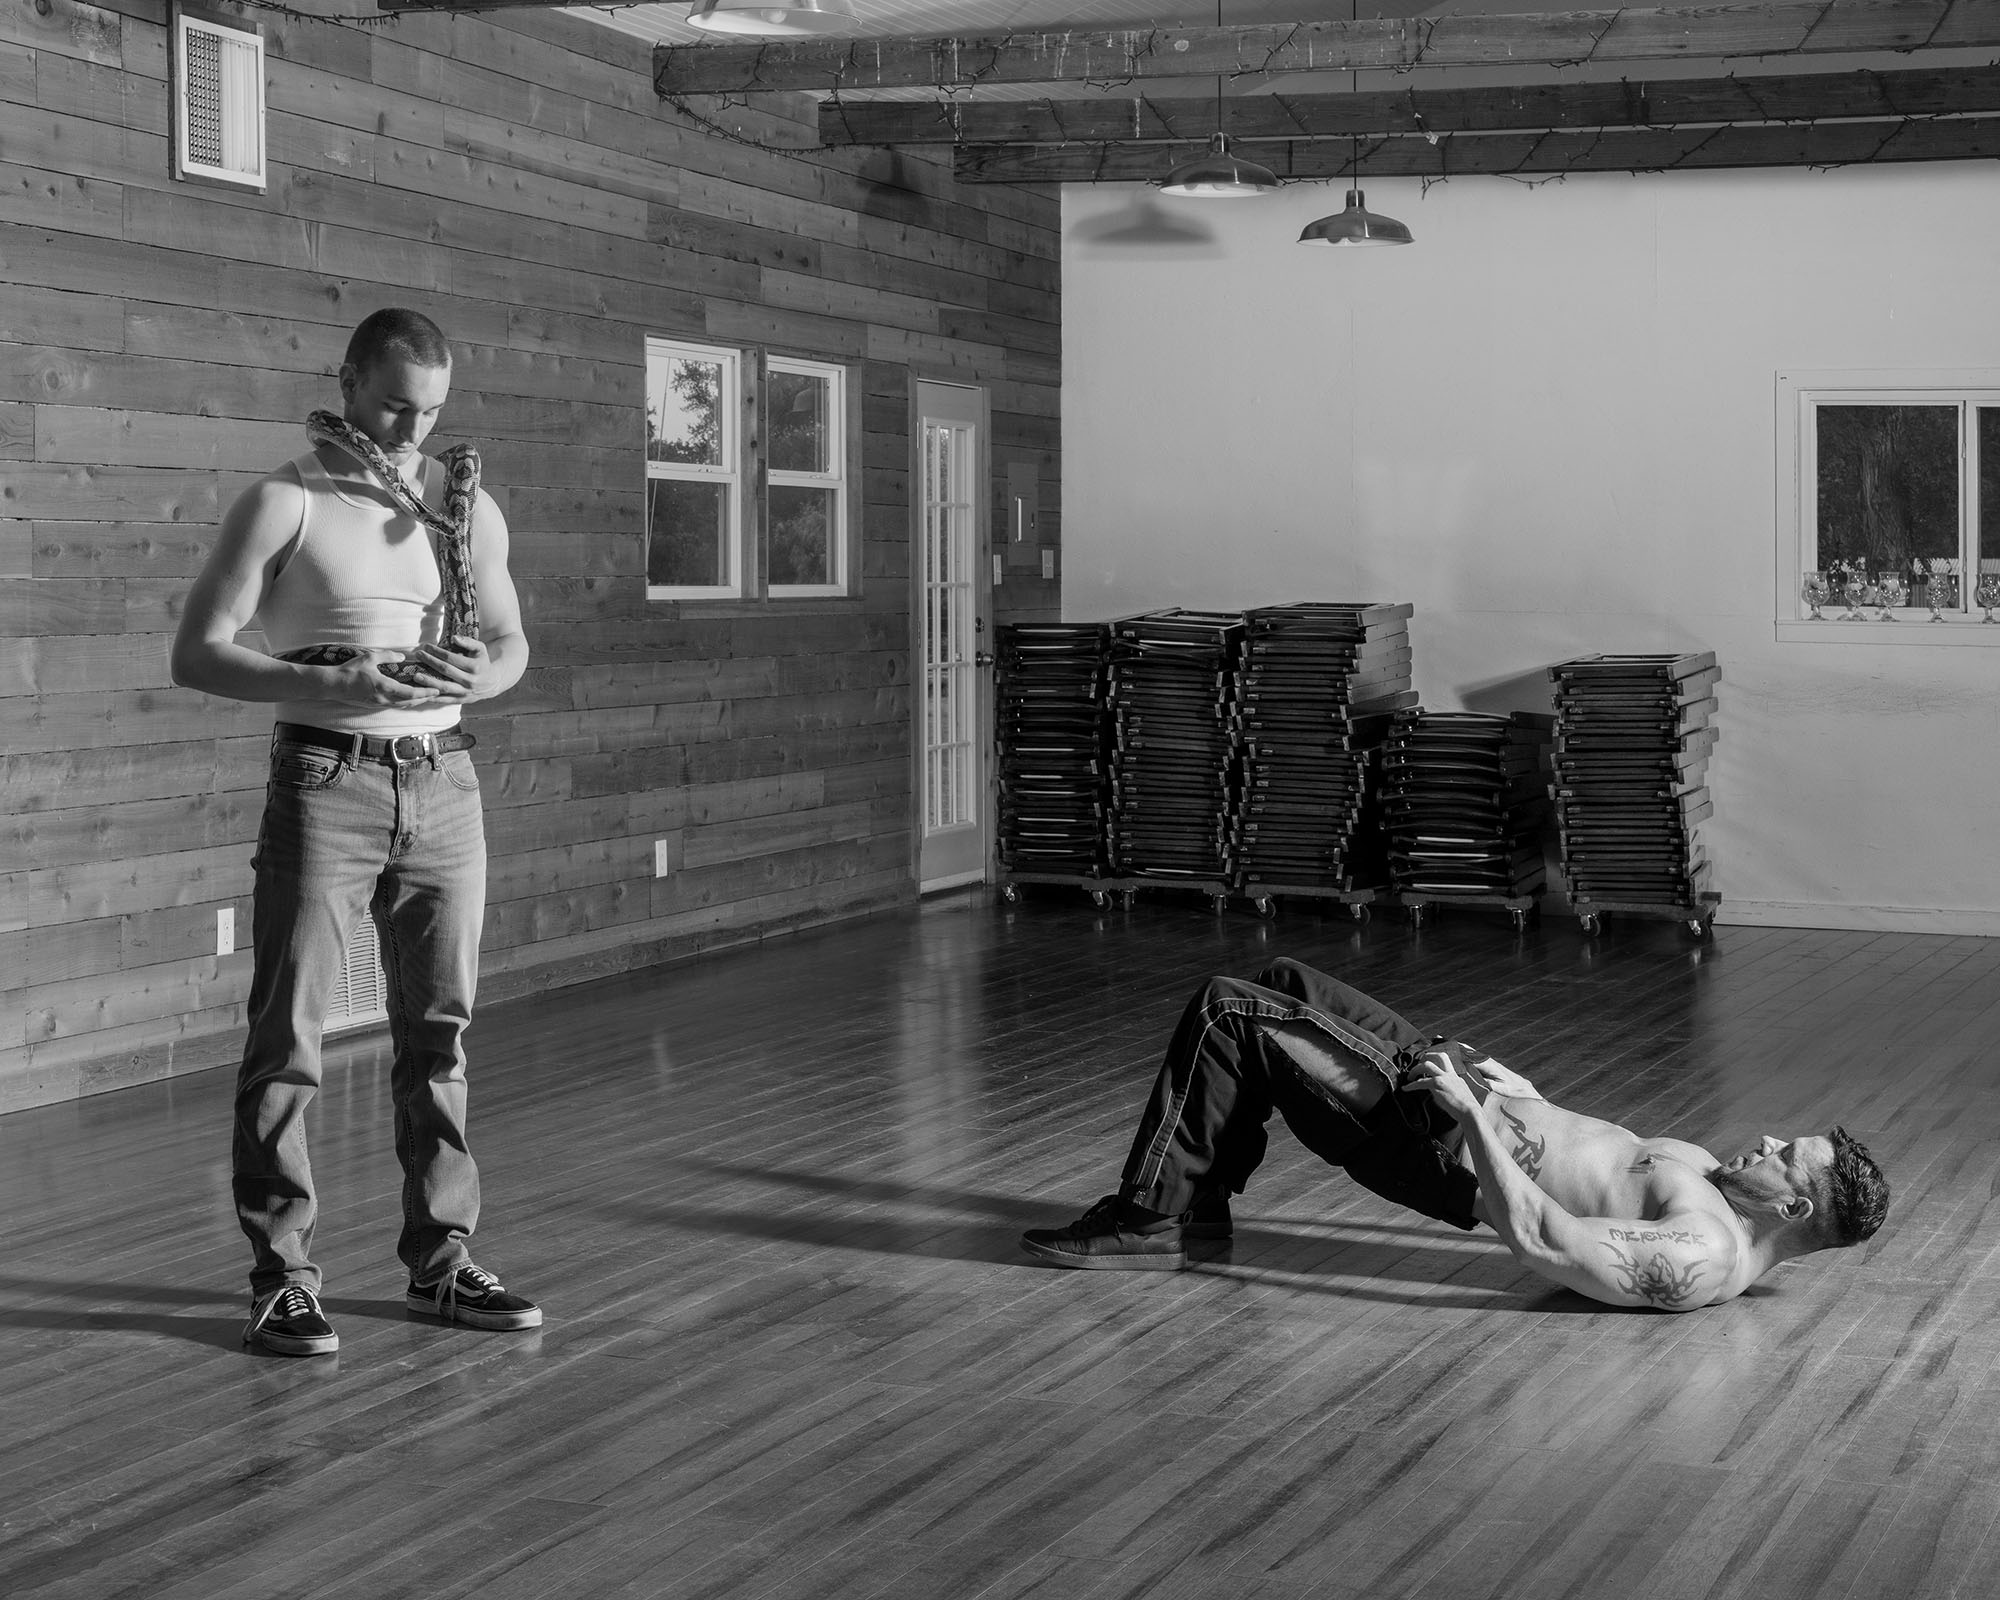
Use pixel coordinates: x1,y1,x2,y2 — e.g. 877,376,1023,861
1464,1098,1716,1221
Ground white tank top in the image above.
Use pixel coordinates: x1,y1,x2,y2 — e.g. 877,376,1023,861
259,449,461,736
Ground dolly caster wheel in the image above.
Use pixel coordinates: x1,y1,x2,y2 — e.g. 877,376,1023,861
1090,890,1110,909
1253,896,1276,919
1579,913,1602,936
1001,883,1020,906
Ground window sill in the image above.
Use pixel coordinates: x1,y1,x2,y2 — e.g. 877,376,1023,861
1775,619,2000,645
645,592,864,617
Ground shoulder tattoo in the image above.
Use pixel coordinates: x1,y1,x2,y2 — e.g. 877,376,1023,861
1603,1241,1706,1309
1498,1103,1546,1178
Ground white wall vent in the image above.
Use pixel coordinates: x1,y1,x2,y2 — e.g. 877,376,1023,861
326,916,390,1034
172,8,265,190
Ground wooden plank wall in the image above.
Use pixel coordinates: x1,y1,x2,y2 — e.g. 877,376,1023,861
0,0,1062,1112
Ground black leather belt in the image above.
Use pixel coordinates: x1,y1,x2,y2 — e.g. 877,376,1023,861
275,721,476,765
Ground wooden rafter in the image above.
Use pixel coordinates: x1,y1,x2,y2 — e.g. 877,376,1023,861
950,113,2000,182
817,63,2000,144
652,2,2000,95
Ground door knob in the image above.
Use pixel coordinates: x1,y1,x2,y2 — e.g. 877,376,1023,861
975,651,995,668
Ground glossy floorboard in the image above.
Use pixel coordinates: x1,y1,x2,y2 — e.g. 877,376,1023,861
2,892,1996,1600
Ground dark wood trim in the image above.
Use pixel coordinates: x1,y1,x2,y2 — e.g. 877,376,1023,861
952,113,2000,183
820,64,2000,146
650,2,2000,95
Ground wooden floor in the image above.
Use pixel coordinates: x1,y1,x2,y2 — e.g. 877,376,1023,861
3,892,1999,1600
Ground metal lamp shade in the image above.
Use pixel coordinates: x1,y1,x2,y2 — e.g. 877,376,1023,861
1157,132,1280,199
1298,188,1413,246
686,0,858,35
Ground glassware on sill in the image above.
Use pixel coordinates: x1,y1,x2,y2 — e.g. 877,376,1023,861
1928,569,1958,621
1801,571,1831,620
1978,573,2000,623
1842,573,1871,621
1875,573,1906,620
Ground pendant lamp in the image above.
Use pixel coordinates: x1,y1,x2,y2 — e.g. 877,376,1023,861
1157,1,1278,198
1298,188,1413,246
1298,138,1412,246
1158,131,1280,199
686,0,857,36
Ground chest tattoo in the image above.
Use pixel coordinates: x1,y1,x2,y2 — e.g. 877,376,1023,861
1499,1104,1546,1178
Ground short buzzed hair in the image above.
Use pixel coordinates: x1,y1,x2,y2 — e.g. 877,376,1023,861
1810,1126,1889,1248
344,308,451,377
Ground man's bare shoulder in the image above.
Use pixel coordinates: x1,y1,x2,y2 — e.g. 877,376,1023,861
226,461,308,527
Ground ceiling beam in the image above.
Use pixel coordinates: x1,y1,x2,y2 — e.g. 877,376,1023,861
377,0,560,9
950,113,2000,182
817,63,2000,144
653,2,2000,95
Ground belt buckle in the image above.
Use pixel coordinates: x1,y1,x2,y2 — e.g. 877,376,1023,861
386,733,432,766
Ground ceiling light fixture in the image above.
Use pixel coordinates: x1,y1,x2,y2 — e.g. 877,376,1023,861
1298,137,1412,246
1158,130,1281,199
685,0,858,37
1157,1,1278,198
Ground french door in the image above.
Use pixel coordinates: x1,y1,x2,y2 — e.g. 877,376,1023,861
913,380,993,891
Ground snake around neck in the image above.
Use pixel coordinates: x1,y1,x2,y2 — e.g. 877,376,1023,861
274,411,483,685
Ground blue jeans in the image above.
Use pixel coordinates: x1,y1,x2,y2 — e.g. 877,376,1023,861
1119,958,1481,1230
232,730,487,1296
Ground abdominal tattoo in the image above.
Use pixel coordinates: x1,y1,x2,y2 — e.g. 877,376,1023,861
1603,1235,1707,1308
1498,1104,1546,1177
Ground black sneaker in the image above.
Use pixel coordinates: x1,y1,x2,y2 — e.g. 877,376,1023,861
1183,1191,1233,1241
243,1284,340,1356
406,1262,542,1330
1020,1193,1233,1271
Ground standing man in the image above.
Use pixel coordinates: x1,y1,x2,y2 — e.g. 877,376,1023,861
173,309,541,1355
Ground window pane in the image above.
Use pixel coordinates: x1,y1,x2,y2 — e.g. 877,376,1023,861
769,485,836,586
1981,407,2000,569
647,357,725,466
768,370,829,473
647,478,730,587
1814,404,1958,576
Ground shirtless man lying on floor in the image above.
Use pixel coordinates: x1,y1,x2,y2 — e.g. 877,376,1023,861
1021,959,1889,1310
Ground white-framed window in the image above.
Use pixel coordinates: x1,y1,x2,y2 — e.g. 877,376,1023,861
171,5,266,192
645,337,745,599
643,337,856,603
766,357,848,597
1778,369,2000,643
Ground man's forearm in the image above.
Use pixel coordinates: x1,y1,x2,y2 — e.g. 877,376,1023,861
1456,1108,1561,1268
471,628,529,702
172,637,328,704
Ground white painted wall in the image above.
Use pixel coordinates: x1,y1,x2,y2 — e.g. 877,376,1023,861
1062,165,2000,931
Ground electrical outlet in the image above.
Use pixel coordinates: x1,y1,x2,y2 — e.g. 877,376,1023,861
216,907,235,956
654,840,670,878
